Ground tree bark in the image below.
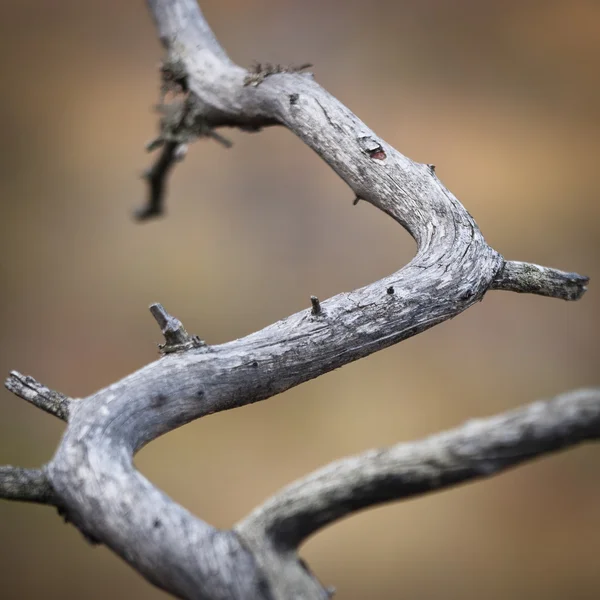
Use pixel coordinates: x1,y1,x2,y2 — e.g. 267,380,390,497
0,1,594,599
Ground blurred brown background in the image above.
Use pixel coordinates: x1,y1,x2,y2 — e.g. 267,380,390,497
0,0,598,598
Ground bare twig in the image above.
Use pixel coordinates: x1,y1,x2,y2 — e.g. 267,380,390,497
136,55,236,221
0,466,56,505
492,260,589,301
136,140,180,220
137,126,233,221
4,371,72,421
238,388,600,551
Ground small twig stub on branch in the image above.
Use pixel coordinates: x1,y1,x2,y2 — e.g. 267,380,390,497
149,303,206,353
492,260,589,301
310,296,322,316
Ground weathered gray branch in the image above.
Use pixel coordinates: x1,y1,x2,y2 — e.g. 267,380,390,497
1,1,594,599
234,389,600,599
0,466,56,505
491,260,589,300
5,370,73,421
238,388,600,551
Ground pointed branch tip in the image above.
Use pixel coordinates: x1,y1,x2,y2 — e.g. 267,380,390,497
491,260,589,301
135,141,180,221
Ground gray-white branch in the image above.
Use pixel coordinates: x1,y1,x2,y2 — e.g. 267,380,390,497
1,0,594,599
5,370,73,421
236,388,600,598
239,388,600,550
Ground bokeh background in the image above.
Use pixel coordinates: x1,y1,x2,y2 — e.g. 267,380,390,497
1,0,599,598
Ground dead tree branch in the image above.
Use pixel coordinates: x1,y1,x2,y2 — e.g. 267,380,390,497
239,388,600,550
236,389,600,598
0,466,56,505
491,260,589,301
5,370,73,421
0,1,594,599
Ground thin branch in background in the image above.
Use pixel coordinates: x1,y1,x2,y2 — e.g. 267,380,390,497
136,56,234,222
136,140,180,220
238,388,600,550
136,126,232,221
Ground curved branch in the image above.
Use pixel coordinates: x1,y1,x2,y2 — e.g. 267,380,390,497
1,2,591,599
0,466,56,505
237,388,600,551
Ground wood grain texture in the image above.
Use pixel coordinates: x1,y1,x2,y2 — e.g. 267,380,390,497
0,1,592,598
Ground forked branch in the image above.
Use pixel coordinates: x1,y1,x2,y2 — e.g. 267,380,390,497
0,1,594,599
